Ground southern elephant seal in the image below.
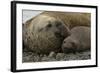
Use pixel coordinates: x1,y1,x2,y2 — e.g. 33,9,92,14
62,26,90,53
23,11,90,54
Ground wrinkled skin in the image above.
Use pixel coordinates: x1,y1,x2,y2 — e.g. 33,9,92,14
23,11,90,54
23,14,70,54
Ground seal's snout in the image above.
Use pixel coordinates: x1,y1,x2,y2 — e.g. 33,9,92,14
62,46,76,53
55,30,62,38
62,39,77,53
58,24,71,38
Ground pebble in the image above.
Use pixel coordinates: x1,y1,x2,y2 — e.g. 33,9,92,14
48,52,56,58
23,51,91,62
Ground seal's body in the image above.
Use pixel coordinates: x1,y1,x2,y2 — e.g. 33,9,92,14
62,26,90,53
40,11,90,29
23,11,90,54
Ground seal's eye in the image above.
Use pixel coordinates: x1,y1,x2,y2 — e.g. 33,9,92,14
47,23,52,28
56,22,61,27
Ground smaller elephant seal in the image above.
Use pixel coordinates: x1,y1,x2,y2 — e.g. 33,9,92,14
62,26,90,53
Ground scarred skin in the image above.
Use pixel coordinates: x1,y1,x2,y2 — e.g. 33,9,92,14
23,11,91,54
62,26,90,53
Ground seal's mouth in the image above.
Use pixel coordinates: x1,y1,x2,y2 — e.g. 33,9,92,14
55,32,61,37
55,32,65,39
62,47,76,54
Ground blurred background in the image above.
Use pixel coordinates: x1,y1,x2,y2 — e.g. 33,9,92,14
22,10,43,23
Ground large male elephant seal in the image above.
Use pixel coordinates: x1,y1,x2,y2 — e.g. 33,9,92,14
62,26,90,53
23,11,90,54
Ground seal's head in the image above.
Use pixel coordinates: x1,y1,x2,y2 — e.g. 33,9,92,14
62,37,78,53
30,14,70,38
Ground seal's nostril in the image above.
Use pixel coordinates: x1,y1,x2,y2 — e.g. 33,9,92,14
63,41,66,43
55,32,62,38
